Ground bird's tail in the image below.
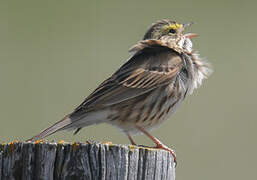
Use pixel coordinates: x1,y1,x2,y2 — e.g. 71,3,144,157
26,114,72,142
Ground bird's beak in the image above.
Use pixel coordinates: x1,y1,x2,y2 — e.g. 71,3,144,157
184,33,198,39
182,22,198,39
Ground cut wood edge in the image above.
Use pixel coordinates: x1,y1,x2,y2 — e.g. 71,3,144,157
1,141,175,180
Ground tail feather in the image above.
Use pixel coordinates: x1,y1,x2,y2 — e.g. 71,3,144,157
26,115,72,141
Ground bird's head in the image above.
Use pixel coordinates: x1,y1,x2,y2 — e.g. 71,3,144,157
143,19,197,53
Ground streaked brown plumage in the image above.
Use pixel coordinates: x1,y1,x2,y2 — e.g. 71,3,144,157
27,19,212,164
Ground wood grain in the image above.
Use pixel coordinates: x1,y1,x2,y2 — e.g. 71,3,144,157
0,141,175,180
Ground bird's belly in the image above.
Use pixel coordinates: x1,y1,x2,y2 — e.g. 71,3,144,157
108,84,185,134
135,95,183,133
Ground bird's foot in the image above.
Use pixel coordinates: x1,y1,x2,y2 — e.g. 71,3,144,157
154,143,177,166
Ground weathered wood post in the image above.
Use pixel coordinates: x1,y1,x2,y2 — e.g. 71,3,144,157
0,141,175,180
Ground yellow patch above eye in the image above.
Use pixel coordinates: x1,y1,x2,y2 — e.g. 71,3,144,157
167,23,183,30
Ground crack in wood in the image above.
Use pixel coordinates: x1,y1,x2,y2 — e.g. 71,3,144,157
0,142,175,180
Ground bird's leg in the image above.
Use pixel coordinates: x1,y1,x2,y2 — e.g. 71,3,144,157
135,125,177,164
126,133,137,145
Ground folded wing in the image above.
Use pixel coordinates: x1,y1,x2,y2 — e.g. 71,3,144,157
73,42,184,115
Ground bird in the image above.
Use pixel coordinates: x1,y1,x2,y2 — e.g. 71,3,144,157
27,19,212,163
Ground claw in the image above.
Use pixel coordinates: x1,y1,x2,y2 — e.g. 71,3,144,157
135,125,177,166
155,143,177,166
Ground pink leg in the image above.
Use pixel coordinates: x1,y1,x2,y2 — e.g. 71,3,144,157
126,133,137,145
135,125,177,164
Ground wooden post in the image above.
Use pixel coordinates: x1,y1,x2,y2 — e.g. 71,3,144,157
0,141,175,180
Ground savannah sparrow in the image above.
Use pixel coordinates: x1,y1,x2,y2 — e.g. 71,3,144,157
28,19,212,163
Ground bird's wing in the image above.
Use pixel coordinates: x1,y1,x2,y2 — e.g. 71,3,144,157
27,41,185,140
72,41,184,115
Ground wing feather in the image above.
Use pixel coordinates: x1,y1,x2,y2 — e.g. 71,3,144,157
72,43,183,116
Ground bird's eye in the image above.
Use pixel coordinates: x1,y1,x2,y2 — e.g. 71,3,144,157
169,28,176,34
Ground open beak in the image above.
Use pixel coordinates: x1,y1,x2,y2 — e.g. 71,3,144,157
184,33,198,39
182,22,198,39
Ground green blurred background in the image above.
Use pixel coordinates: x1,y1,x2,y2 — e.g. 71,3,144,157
1,0,257,179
